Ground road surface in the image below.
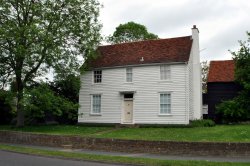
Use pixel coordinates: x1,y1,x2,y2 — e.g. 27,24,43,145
0,150,123,166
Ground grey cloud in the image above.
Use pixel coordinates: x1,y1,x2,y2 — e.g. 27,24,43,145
99,0,250,61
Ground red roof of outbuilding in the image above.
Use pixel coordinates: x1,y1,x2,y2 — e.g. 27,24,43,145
207,60,235,82
88,36,193,68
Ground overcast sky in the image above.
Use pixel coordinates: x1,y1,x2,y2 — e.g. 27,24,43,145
98,0,250,61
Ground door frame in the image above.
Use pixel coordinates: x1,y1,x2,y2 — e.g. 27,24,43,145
121,93,134,124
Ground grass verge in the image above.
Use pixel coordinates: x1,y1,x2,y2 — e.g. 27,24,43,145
0,144,249,166
96,125,250,142
0,125,111,136
0,124,250,142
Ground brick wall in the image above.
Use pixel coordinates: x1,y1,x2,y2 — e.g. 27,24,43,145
0,131,249,156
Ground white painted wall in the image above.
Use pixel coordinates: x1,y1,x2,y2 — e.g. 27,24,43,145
78,64,189,124
189,26,202,120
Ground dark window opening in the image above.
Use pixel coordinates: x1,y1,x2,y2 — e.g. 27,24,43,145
124,94,133,99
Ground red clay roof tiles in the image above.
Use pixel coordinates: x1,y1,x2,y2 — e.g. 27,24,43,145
88,36,193,68
207,60,235,82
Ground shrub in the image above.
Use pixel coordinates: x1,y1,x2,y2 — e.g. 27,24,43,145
190,119,215,127
216,99,248,123
0,90,15,125
24,84,79,125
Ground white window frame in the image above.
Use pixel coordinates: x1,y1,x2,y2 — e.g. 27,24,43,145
91,94,101,115
126,67,133,82
159,92,171,115
160,65,171,80
93,70,102,83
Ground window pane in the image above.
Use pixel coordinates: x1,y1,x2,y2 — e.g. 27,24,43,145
126,68,133,82
94,70,102,83
160,93,171,114
92,95,101,113
160,65,170,80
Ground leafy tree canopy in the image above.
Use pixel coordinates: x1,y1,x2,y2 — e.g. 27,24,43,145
232,32,250,114
24,83,78,125
107,21,158,44
0,0,102,126
217,32,250,123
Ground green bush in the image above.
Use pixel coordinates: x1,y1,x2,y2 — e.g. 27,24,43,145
190,119,215,127
0,90,15,124
24,84,79,125
216,99,248,123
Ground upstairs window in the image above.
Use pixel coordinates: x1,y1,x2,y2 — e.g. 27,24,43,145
160,93,171,114
94,70,102,83
126,68,133,82
160,65,171,80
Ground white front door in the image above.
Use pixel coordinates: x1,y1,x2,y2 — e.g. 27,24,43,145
123,100,133,123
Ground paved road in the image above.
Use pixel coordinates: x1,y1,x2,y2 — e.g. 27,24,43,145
0,150,123,166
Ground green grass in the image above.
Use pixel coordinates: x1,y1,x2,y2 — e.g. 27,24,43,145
0,144,249,166
96,125,250,142
0,125,112,137
0,124,250,142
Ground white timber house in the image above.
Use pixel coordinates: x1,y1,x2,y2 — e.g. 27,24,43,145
78,25,202,124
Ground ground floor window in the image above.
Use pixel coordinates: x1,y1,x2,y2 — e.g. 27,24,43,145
91,94,101,114
160,93,171,114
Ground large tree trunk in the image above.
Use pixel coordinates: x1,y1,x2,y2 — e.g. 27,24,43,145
16,89,24,127
16,76,24,127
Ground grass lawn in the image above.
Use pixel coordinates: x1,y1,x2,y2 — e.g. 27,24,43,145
0,144,249,166
0,124,250,142
96,125,250,142
0,125,112,137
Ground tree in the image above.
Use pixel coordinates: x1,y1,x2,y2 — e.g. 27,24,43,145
201,61,209,93
49,74,80,124
0,0,102,126
216,32,250,123
50,74,80,103
107,21,158,44
24,83,78,125
232,32,250,116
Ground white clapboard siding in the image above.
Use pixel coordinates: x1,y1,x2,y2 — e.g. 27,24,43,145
78,63,189,124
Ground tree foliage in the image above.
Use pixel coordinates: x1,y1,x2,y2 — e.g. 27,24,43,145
201,61,209,93
0,90,15,124
49,74,80,124
107,21,158,44
216,32,250,123
0,0,102,126
50,74,80,103
24,84,78,125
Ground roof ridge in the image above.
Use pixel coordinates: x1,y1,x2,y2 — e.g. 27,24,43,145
210,60,234,62
99,35,192,48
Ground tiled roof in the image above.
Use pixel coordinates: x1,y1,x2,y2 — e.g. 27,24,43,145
88,36,193,68
207,60,235,82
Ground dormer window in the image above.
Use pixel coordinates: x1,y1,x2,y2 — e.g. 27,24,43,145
94,70,102,83
160,65,171,80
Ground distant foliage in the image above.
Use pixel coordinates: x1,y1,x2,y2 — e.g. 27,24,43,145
107,21,158,44
50,74,80,103
190,119,215,127
201,61,209,93
0,90,15,124
50,74,80,124
24,84,78,125
216,32,250,123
